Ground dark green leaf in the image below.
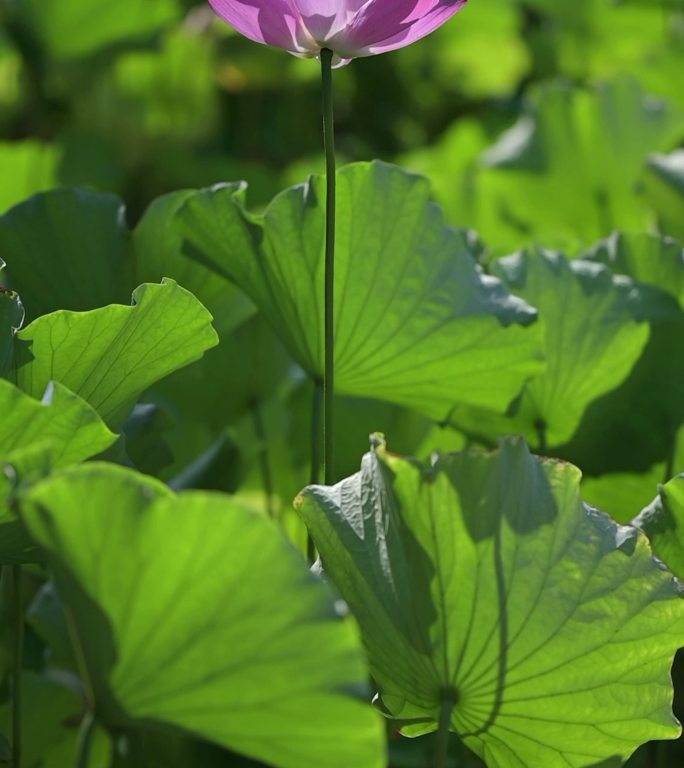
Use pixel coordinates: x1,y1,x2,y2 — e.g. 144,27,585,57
449,248,650,447
0,673,81,767
0,142,59,216
0,189,134,322
0,265,23,377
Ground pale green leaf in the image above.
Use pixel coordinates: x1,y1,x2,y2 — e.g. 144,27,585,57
297,437,684,767
0,379,115,564
21,463,385,768
0,379,116,467
11,279,218,428
479,78,683,251
176,161,544,421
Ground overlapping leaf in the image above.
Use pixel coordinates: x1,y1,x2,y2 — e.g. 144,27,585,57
0,379,115,467
0,673,81,767
134,189,255,336
21,463,385,768
10,279,218,428
176,161,544,421
0,189,134,321
633,475,684,579
479,78,683,250
643,150,684,242
297,437,684,767
449,248,650,448
0,379,116,563
584,231,684,309
563,233,684,473
0,260,23,377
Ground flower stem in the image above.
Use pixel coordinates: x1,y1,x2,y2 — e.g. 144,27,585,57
434,697,455,768
308,379,323,563
11,565,23,768
320,47,336,486
76,712,95,768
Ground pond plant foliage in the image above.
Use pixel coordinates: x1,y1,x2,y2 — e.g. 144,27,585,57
0,0,684,767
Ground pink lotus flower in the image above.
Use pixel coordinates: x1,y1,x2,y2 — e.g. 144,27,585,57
208,0,468,65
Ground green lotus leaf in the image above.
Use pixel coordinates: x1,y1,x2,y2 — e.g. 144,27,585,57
584,231,684,309
0,271,23,377
296,436,684,767
0,189,135,322
135,192,288,476
633,475,684,580
562,234,684,474
581,463,666,525
0,379,116,468
134,189,255,337
0,379,116,564
175,161,544,422
10,279,218,428
479,78,683,251
20,463,385,768
643,150,684,242
449,248,650,448
0,673,81,767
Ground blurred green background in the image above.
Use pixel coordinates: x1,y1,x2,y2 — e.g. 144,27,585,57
1,0,684,766
1,0,682,244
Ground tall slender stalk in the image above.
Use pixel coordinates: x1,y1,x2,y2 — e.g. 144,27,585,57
11,565,23,768
320,48,336,486
308,379,324,563
434,697,455,768
76,712,95,768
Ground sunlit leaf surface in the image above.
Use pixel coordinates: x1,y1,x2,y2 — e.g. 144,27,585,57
176,161,544,421
12,279,218,428
22,463,386,768
297,437,684,767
